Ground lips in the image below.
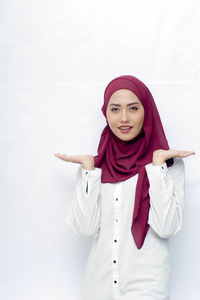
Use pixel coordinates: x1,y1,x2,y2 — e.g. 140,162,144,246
118,126,133,134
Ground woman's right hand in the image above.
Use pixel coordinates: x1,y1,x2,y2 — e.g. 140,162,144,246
54,153,95,170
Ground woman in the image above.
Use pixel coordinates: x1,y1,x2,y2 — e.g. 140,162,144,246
55,75,195,300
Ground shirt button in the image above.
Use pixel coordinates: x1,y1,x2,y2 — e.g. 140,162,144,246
116,219,119,222
113,260,116,263
116,198,118,201
114,239,117,242
161,166,164,169
114,280,117,283
86,171,88,174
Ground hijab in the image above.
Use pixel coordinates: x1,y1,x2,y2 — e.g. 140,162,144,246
93,75,174,249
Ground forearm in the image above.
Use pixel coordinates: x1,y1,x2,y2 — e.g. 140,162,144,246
145,158,185,238
66,165,102,237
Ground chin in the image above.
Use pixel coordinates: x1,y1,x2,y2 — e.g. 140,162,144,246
120,137,134,141
117,134,136,141
111,128,139,141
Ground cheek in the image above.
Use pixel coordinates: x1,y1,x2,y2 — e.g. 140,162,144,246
135,112,145,126
107,111,117,125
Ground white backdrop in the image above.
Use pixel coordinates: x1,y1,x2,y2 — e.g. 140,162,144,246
1,0,200,299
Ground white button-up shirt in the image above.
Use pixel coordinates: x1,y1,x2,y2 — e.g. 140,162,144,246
66,156,185,300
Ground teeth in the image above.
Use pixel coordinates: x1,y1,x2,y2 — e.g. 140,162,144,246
120,127,131,129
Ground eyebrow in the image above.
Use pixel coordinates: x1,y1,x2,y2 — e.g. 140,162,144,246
109,101,140,107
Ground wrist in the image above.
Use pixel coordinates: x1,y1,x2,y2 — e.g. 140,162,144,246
81,164,94,170
152,159,165,166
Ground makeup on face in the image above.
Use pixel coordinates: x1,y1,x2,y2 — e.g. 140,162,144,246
106,89,145,141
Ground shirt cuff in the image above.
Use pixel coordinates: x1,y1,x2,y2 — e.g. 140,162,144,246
81,167,102,178
145,161,168,174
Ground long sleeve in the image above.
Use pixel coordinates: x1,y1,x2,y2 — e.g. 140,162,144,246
145,157,185,239
65,165,102,238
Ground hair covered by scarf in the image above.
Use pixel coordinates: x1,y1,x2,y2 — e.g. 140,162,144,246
93,75,174,249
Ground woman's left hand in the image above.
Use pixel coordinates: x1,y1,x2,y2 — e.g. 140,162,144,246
152,149,196,166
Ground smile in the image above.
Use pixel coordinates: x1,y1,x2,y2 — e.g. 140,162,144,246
119,126,133,134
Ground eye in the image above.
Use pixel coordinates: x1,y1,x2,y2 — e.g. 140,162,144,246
130,106,138,111
110,106,138,112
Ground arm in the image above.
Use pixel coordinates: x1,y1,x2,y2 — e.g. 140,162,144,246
145,157,185,239
65,165,102,238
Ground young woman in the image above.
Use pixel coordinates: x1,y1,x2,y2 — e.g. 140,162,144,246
55,75,195,300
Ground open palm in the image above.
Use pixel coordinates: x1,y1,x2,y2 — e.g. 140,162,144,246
153,149,195,165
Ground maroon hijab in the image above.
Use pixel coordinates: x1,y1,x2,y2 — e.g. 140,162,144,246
93,75,174,249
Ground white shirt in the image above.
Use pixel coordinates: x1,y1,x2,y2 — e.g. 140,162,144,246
66,156,185,300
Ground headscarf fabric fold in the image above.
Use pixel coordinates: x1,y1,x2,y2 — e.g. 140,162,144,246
93,75,174,249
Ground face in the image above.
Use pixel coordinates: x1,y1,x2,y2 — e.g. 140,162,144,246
106,89,145,141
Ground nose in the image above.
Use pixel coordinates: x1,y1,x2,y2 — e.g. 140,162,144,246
120,109,129,122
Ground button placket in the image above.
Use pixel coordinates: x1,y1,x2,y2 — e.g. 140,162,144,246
85,171,89,198
112,183,121,299
160,164,168,183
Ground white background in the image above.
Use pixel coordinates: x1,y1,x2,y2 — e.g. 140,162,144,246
1,0,200,299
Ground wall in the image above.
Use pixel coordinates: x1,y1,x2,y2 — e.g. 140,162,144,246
1,0,200,299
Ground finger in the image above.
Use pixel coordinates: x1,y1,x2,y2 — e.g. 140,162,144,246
54,153,69,161
54,153,81,164
177,150,195,157
179,150,195,155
